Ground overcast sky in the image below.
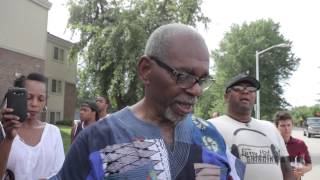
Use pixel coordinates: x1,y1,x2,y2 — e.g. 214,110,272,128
48,0,320,108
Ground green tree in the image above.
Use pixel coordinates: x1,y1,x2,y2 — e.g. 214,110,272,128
290,104,320,125
76,66,97,105
310,104,320,117
195,19,300,120
68,0,209,110
290,106,311,124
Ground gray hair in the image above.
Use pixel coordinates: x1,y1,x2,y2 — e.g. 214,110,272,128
144,23,207,61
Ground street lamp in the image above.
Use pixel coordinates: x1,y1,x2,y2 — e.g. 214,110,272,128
255,43,290,119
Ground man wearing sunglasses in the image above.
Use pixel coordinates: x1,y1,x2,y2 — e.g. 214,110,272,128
208,73,294,180
49,23,235,180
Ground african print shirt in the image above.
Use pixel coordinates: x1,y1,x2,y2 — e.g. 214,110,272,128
50,107,231,180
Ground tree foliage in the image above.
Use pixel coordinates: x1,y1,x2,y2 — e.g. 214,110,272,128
290,104,320,125
68,0,209,110
195,19,300,120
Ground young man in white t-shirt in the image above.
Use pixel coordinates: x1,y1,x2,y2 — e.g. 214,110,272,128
208,73,294,180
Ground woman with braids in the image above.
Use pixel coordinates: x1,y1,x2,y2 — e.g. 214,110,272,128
0,73,64,180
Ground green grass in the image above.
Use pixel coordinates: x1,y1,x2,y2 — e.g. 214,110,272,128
58,125,71,153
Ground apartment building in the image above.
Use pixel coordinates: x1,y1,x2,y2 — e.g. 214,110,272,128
46,33,76,122
0,0,76,122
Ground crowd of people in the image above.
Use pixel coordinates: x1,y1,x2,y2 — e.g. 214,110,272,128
0,23,312,180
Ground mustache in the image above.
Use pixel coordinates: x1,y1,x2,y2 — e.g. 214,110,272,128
173,94,198,105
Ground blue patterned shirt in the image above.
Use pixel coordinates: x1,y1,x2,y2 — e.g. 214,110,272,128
50,107,231,180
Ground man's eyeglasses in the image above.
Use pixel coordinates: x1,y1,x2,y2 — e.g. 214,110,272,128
229,85,257,93
149,56,213,90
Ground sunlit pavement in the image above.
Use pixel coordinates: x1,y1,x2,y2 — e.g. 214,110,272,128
292,128,320,180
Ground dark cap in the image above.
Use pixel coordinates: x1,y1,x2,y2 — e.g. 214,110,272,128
81,101,99,113
225,74,260,93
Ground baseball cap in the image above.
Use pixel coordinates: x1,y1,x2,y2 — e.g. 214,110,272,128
81,100,99,113
225,73,260,93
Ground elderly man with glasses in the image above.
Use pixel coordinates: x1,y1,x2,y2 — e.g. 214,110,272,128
49,23,238,180
208,73,294,180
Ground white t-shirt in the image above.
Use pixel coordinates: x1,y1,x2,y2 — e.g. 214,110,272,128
98,114,109,121
7,123,65,180
209,115,288,180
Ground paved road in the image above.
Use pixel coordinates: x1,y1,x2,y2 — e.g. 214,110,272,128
292,128,320,180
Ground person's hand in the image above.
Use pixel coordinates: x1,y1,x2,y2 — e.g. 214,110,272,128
1,108,22,140
194,163,220,180
292,166,304,179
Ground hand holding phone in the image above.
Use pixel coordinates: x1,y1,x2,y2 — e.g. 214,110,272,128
0,108,22,141
0,87,26,141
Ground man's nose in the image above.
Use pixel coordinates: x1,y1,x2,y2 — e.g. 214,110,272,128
241,87,251,93
185,82,202,97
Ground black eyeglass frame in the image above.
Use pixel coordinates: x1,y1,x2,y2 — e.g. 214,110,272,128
148,55,212,89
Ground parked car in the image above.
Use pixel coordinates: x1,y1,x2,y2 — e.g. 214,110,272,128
303,117,320,138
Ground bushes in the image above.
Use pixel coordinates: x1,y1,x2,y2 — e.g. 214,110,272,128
55,120,73,126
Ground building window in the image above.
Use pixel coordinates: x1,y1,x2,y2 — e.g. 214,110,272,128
57,80,62,93
53,46,64,62
50,112,55,123
51,79,63,94
54,47,59,60
56,112,61,121
52,79,56,92
49,111,61,123
59,48,64,61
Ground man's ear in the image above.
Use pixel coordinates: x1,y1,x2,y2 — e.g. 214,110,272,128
138,55,152,85
224,92,229,102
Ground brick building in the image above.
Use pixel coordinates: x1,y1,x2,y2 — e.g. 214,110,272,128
0,0,76,122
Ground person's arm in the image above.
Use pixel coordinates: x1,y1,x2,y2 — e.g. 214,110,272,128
301,163,312,174
280,156,294,180
292,163,312,179
0,108,21,179
295,163,312,178
301,141,312,175
49,130,92,180
0,137,14,179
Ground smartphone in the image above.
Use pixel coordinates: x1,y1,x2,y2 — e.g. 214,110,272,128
6,87,27,121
